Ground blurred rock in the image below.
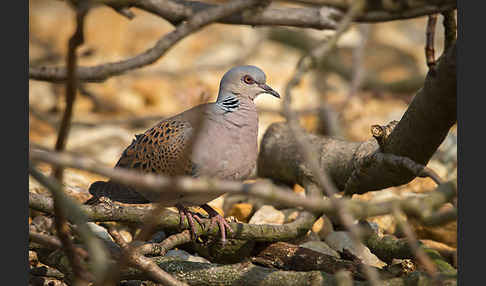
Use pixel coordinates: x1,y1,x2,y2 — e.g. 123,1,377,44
407,217,457,248
207,196,225,216
87,222,114,243
281,208,300,223
116,89,146,113
149,231,167,243
300,240,340,258
118,227,133,244
325,231,387,268
367,215,397,235
288,230,321,245
165,249,210,263
293,184,306,197
228,203,253,223
312,215,335,240
29,81,56,113
249,205,285,225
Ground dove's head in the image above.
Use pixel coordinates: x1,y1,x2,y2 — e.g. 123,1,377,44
218,65,280,101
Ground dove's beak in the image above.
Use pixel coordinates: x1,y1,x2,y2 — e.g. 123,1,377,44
258,83,280,98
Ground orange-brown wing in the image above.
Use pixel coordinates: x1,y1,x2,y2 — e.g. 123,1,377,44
115,119,195,176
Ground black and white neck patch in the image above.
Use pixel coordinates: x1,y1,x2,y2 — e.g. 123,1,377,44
216,95,240,112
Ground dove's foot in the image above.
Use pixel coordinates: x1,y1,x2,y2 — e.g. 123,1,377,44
200,204,233,244
175,203,205,240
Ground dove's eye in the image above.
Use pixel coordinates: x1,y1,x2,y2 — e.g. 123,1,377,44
242,75,255,85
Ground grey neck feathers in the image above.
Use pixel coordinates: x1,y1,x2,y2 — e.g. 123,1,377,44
216,92,240,112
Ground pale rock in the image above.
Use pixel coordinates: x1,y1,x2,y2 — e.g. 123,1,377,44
367,215,396,235
228,203,253,223
29,81,57,112
117,89,146,113
118,228,133,243
325,231,387,268
300,240,340,258
207,195,225,215
249,205,285,225
312,215,335,240
165,249,210,263
281,208,300,223
87,222,114,243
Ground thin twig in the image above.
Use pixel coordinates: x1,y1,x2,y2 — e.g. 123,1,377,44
392,206,439,281
281,1,383,285
425,14,438,71
29,163,110,284
139,230,192,256
442,10,456,51
53,5,88,182
347,24,370,98
106,227,190,286
29,148,456,225
29,229,89,259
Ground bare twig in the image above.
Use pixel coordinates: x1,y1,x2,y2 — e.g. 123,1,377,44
53,5,89,182
282,2,380,284
347,24,370,98
392,207,439,281
29,163,110,284
29,148,456,225
442,10,457,51
139,230,192,256
425,14,438,71
29,0,264,83
29,229,89,259
105,228,192,286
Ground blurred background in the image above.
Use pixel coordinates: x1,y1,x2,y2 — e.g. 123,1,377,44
29,0,456,249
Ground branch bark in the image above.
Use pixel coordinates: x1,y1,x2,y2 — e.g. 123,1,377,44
29,0,263,83
38,249,457,286
258,43,456,195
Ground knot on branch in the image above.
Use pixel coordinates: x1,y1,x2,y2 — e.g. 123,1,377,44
371,120,398,150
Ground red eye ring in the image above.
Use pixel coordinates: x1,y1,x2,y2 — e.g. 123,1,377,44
243,75,255,84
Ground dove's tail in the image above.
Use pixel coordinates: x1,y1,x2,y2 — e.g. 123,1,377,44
85,180,150,205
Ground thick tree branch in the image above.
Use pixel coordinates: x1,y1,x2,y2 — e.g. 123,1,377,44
125,0,455,27
131,0,340,29
258,43,456,195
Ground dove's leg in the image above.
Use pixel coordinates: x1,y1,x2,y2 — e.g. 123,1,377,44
200,204,233,244
175,203,204,240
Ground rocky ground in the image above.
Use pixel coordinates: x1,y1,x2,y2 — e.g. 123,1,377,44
29,0,457,284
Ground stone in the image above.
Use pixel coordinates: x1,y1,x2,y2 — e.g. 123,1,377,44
228,203,253,223
312,215,335,240
249,205,285,225
165,249,210,263
300,240,340,258
325,231,387,268
87,222,114,243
